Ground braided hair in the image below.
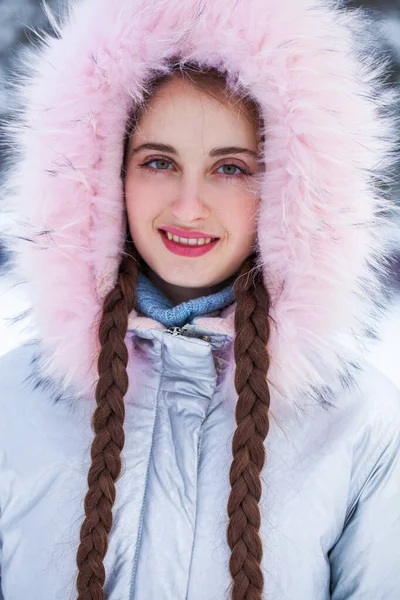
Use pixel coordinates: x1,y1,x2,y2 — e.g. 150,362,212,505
75,246,271,600
76,242,138,599
228,254,271,600
75,64,271,600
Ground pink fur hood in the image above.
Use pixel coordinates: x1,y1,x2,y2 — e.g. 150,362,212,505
3,0,396,402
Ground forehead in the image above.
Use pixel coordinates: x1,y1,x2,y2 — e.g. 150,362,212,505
131,77,259,152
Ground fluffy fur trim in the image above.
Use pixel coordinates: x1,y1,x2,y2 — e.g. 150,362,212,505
2,0,396,401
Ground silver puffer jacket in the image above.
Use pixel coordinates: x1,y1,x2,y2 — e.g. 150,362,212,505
1,324,400,599
2,0,400,598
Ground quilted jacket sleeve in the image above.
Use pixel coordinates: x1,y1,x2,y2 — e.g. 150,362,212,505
329,420,400,599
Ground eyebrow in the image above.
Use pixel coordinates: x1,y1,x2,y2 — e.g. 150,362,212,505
130,142,258,158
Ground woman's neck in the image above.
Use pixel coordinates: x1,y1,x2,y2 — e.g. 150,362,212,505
146,269,235,305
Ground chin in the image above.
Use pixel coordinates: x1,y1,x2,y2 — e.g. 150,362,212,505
162,272,217,289
157,263,233,290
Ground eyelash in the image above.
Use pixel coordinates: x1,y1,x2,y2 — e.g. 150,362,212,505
137,157,252,179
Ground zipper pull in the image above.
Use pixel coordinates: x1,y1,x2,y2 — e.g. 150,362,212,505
182,324,210,342
164,325,211,343
165,325,211,343
165,326,184,336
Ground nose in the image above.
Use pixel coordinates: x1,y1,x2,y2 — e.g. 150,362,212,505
169,178,210,223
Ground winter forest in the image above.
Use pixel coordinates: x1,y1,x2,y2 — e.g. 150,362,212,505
0,0,399,386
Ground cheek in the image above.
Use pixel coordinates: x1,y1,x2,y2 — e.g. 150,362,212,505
125,178,163,230
223,194,259,245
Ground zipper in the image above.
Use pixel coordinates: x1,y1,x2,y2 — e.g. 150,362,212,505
165,326,185,336
165,325,211,343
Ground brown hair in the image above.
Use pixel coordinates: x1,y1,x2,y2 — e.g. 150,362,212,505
75,63,271,600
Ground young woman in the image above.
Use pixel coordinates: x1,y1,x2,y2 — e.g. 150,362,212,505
1,1,399,599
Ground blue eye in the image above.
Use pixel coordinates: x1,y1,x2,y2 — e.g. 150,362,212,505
216,164,250,177
138,158,251,178
144,159,173,171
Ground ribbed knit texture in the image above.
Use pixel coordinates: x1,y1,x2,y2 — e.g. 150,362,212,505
136,272,234,328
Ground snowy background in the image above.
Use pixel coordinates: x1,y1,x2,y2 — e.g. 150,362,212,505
0,0,400,387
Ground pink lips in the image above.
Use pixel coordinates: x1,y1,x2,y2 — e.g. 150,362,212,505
158,227,220,258
161,226,217,239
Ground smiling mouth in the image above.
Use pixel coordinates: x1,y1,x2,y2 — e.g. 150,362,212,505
158,229,220,257
159,229,219,246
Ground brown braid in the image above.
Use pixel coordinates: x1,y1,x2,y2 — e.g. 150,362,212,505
75,65,266,600
228,253,271,600
76,242,138,600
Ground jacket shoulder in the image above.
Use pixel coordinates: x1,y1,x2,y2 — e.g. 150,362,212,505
0,342,72,448
0,340,80,409
351,361,400,432
329,364,400,599
338,362,400,515
0,343,37,399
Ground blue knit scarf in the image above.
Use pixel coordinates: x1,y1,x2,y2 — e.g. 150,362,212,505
136,272,234,328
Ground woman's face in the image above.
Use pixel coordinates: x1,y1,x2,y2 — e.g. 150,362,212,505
124,76,262,301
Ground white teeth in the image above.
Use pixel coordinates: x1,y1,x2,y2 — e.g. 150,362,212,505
164,231,216,246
